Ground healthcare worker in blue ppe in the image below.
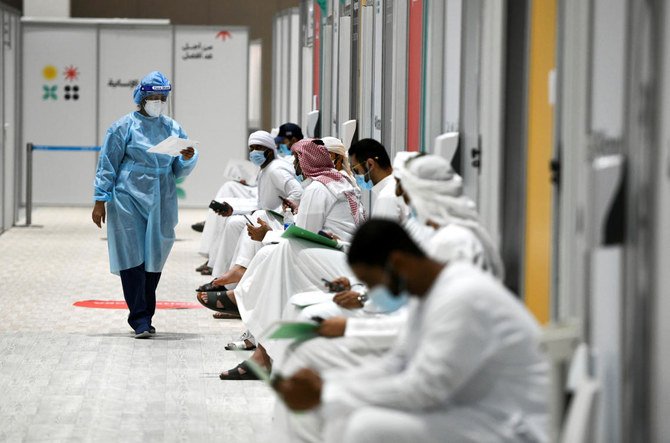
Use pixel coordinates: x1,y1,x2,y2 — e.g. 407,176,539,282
91,71,198,339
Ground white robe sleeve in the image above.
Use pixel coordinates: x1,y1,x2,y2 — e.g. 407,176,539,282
344,310,408,339
273,165,304,202
295,183,335,233
321,290,496,415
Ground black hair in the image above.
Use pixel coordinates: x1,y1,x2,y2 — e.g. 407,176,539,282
347,219,426,267
348,138,392,169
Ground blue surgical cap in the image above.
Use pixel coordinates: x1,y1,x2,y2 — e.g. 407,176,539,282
133,71,172,104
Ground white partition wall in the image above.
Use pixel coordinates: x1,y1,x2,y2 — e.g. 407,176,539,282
272,9,302,128
248,39,262,129
173,26,248,206
21,20,249,208
98,26,173,137
22,24,98,206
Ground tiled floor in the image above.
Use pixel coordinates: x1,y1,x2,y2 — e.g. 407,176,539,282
0,207,275,442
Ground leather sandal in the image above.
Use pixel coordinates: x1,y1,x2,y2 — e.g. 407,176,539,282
196,280,227,292
213,311,242,320
196,291,237,313
224,340,256,351
219,361,259,380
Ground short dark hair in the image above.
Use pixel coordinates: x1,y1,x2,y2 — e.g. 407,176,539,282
348,219,426,267
348,138,392,169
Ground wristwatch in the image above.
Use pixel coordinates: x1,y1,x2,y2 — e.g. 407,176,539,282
357,293,368,305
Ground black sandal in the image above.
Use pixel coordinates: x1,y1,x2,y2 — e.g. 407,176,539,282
196,279,227,292
219,361,259,380
196,291,236,313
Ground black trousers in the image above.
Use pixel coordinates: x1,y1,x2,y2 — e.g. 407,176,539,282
119,263,161,333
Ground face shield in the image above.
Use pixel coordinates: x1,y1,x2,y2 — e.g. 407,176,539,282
138,84,173,118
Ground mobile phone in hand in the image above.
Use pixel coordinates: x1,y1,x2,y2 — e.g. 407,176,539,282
317,230,334,240
322,278,346,293
243,214,254,225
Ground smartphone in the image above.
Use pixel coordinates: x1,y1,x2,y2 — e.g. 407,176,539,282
322,278,346,293
209,200,231,213
243,214,254,225
317,230,334,240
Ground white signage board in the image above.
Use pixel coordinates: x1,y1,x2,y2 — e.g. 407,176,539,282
22,24,98,205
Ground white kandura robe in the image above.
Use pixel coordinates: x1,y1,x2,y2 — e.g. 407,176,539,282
198,180,257,258
207,160,303,275
316,263,549,443
275,221,506,442
235,179,361,358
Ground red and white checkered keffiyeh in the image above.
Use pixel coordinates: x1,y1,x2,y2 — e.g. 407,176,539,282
292,139,365,224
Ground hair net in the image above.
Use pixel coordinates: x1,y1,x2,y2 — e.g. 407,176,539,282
396,153,505,279
133,71,172,105
248,130,277,155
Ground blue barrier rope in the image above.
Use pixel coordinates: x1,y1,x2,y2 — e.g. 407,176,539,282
31,146,101,152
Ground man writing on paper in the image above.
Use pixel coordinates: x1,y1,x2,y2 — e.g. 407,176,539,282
92,71,198,339
276,219,549,443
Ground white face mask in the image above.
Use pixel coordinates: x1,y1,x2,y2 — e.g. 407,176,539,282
144,99,167,117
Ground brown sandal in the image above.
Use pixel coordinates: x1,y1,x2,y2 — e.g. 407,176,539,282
213,311,241,320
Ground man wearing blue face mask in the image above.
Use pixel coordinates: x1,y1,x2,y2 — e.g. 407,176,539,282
276,219,549,443
348,139,401,220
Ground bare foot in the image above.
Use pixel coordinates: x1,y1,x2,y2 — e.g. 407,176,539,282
212,265,247,286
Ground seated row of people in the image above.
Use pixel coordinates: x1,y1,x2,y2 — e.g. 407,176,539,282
190,124,549,442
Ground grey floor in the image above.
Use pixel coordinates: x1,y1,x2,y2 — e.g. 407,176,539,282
0,207,275,442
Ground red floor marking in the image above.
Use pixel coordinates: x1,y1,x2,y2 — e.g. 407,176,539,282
74,300,203,310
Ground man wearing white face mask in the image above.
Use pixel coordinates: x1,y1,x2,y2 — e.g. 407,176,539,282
276,219,550,443
92,70,198,338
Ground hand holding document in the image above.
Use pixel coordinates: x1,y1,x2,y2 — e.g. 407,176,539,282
148,135,199,157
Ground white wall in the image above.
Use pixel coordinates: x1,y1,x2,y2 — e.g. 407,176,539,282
21,21,250,207
652,2,670,440
24,0,70,18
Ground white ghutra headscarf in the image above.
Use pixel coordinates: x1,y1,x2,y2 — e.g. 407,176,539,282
395,153,505,279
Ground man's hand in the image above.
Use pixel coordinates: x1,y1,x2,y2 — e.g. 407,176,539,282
333,291,364,309
92,201,106,228
330,276,351,291
317,317,347,337
180,147,195,160
215,205,234,217
247,218,272,241
275,368,323,411
282,199,299,214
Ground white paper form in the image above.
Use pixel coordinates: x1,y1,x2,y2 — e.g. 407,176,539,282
147,135,199,156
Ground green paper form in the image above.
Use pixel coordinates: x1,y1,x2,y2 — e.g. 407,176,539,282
266,321,320,341
281,225,341,249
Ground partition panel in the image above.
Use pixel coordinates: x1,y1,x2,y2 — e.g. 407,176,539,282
173,26,248,206
22,24,98,205
98,26,172,139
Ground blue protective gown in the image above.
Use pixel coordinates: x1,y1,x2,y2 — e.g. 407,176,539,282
94,111,198,275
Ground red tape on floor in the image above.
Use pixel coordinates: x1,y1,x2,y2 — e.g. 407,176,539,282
74,300,203,310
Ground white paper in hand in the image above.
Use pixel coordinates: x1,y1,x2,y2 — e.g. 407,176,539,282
148,135,198,157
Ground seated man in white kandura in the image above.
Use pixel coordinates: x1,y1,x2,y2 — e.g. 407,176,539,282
217,138,366,379
274,153,505,442
194,130,303,310
195,159,259,275
276,219,549,443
